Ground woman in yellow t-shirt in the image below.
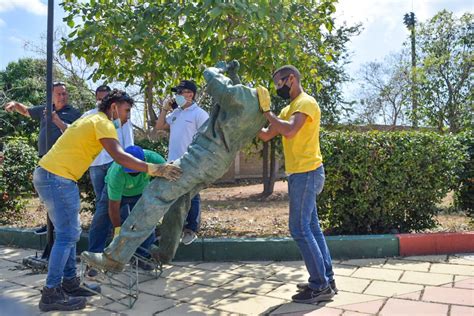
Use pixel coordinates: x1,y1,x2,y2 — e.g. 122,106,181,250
33,89,181,313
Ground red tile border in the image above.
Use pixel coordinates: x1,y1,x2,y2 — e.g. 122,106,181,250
397,232,474,256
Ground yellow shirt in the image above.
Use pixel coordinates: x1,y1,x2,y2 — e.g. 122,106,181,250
278,92,323,174
39,112,118,181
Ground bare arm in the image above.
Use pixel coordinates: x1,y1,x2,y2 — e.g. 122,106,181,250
155,98,173,130
258,124,280,142
259,112,307,140
101,138,182,180
4,101,31,117
100,138,148,172
155,108,170,130
108,199,121,228
51,111,68,132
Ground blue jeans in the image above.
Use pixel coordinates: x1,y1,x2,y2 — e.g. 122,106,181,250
184,194,201,232
88,188,155,258
89,162,112,205
33,167,81,288
288,165,334,291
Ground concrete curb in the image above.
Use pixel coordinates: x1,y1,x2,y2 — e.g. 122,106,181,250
0,226,472,261
397,232,474,256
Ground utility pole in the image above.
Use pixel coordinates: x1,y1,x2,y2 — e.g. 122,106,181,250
403,12,417,127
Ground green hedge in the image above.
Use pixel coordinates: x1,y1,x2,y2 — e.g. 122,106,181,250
0,131,470,233
319,131,468,234
135,136,169,160
455,130,474,217
0,137,38,220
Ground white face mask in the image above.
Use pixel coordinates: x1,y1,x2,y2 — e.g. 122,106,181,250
175,94,187,108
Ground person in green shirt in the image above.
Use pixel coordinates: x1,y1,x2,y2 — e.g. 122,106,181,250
87,145,165,272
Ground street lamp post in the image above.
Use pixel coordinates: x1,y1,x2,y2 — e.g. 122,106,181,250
42,0,55,260
23,0,55,271
403,12,418,128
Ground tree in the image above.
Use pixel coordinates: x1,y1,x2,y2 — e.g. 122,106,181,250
0,58,95,144
61,0,361,194
356,53,411,126
416,10,473,132
24,27,97,113
61,0,342,117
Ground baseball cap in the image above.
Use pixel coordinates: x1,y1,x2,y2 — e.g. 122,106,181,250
123,145,145,173
171,80,197,95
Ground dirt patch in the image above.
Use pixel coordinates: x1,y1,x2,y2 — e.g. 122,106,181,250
199,181,289,237
4,181,473,237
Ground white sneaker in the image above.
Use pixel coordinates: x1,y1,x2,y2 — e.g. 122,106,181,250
181,229,197,245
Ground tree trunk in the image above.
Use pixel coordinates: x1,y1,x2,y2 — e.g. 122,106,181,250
145,78,157,128
268,138,278,195
262,139,278,197
262,141,269,195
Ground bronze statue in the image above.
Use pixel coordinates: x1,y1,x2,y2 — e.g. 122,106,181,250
82,61,269,270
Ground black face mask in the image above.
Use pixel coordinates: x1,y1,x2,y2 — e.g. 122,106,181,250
276,84,291,99
276,77,292,100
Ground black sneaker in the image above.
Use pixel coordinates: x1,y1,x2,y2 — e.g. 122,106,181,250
34,225,48,235
297,280,338,294
38,286,86,312
86,265,98,277
291,286,335,304
62,276,101,297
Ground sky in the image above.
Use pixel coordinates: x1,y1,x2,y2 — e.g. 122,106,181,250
0,0,472,102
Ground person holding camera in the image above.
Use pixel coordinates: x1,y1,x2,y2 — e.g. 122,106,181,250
155,80,209,245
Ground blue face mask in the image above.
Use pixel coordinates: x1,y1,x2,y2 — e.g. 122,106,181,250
112,107,121,129
175,94,187,108
113,118,121,129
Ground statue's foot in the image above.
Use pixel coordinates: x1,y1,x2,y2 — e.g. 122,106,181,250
81,251,124,273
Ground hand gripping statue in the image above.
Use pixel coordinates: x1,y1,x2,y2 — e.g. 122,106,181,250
82,61,271,271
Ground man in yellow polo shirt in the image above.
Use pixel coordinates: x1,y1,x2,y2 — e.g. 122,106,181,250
258,65,336,304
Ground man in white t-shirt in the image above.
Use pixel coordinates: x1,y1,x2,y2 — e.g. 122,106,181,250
83,85,134,203
84,85,134,276
155,80,209,245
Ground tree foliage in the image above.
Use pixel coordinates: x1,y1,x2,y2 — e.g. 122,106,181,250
61,0,359,126
356,53,411,126
24,27,98,113
355,10,472,132
0,137,38,221
415,10,473,132
61,0,362,195
0,58,94,144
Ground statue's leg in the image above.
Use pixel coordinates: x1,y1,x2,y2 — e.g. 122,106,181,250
103,147,213,264
104,197,173,264
158,185,204,263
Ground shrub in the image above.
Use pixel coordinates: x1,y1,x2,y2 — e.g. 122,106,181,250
0,137,38,221
319,130,468,234
135,136,169,159
78,170,95,213
454,130,474,218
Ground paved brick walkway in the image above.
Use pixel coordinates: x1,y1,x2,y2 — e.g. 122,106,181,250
0,246,473,315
